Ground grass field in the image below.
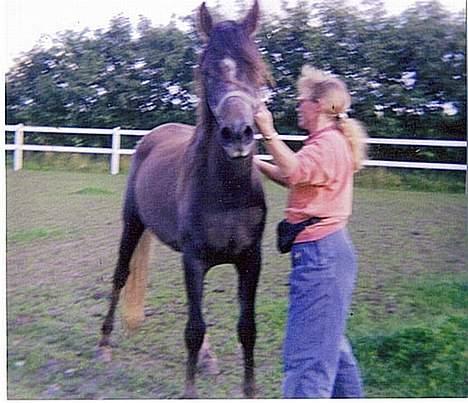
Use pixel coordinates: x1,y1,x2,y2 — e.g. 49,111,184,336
6,169,467,398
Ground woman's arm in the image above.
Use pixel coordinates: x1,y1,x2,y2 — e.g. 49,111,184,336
254,156,289,187
255,104,300,178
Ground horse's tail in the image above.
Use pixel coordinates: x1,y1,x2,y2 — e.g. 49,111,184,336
121,229,153,332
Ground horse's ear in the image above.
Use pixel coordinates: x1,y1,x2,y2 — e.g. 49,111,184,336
241,0,260,37
199,2,213,40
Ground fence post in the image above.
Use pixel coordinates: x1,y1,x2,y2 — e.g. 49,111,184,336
14,124,24,171
111,127,121,175
466,145,468,195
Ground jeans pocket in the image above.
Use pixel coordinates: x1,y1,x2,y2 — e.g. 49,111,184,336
313,239,335,270
291,240,336,281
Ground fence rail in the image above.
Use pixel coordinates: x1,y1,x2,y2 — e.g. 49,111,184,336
4,124,467,182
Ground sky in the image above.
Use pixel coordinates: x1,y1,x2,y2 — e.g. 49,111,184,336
3,0,467,70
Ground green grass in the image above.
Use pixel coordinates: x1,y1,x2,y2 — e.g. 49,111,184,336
256,275,468,397
8,227,65,243
350,275,467,397
6,152,466,192
355,167,466,193
353,315,467,397
72,187,115,196
6,152,132,174
6,169,467,398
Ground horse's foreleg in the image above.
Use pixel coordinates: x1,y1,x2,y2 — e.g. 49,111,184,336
236,249,261,398
182,252,207,399
98,215,144,357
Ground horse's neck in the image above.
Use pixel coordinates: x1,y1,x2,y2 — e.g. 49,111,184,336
209,136,253,191
188,125,254,191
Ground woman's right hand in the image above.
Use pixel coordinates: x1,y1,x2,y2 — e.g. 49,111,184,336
253,155,264,167
255,103,277,139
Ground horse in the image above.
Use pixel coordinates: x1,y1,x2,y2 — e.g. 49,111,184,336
98,0,269,398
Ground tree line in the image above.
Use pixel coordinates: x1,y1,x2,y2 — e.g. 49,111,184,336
6,0,466,163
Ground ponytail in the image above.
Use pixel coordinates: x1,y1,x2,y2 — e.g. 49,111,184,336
337,117,368,172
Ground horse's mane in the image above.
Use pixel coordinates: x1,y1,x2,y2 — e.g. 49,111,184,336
195,20,270,128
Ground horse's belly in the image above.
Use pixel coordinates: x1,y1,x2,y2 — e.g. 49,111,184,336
136,168,180,249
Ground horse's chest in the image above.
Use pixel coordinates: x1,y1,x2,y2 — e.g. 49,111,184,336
201,207,264,254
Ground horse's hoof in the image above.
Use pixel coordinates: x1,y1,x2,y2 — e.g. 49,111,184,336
243,384,257,399
181,385,198,399
95,345,113,363
181,393,198,399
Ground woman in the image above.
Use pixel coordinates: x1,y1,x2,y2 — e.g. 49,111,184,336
254,65,367,398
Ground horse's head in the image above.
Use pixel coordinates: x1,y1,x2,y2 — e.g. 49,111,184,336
198,0,267,159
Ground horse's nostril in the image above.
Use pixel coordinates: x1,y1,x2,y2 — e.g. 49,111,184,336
243,126,253,140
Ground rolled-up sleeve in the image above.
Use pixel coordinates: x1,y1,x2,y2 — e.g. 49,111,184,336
285,139,335,187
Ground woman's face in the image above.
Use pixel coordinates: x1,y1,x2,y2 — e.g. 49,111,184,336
296,97,321,131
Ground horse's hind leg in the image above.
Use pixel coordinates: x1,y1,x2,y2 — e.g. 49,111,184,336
98,214,144,357
236,248,261,398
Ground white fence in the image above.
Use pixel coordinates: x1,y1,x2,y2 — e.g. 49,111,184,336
4,124,467,185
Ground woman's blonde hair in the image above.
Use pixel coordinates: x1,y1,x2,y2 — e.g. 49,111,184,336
297,65,368,171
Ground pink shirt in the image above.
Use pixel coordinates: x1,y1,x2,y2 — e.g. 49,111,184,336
284,126,354,243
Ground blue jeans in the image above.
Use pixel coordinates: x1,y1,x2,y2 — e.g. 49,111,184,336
282,228,363,398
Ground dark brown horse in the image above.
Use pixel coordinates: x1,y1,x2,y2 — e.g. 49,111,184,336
98,1,269,398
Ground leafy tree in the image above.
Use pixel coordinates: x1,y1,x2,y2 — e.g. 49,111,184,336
5,0,466,164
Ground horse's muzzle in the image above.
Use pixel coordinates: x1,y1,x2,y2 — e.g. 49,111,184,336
222,139,255,159
220,122,255,156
